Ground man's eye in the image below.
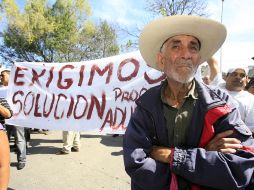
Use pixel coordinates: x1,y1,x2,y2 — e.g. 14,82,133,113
172,45,179,49
190,46,198,52
240,74,246,78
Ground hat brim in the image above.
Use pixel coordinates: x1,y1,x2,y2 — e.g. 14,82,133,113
139,15,227,70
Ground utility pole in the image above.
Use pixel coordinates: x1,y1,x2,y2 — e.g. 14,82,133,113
220,0,224,72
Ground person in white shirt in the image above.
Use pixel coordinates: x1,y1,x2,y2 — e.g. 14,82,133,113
207,57,254,134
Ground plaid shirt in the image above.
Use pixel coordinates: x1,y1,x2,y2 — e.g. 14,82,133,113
0,97,13,125
0,123,3,130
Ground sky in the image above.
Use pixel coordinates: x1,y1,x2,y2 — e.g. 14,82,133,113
1,0,254,72
89,0,254,73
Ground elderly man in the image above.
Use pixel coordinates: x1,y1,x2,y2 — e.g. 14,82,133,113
123,15,254,190
207,57,254,134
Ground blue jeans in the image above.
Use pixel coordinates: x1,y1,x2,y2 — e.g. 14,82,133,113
14,126,26,163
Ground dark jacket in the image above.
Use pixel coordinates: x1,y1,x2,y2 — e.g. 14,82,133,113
123,80,254,190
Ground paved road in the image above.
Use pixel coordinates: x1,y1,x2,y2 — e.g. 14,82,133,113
8,131,130,190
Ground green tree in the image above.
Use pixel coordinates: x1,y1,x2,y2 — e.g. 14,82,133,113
90,20,119,59
0,0,119,64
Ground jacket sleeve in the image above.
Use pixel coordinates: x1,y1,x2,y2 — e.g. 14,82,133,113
123,106,171,190
171,107,254,189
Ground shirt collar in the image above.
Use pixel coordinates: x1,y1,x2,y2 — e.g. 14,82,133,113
161,80,198,104
185,80,198,99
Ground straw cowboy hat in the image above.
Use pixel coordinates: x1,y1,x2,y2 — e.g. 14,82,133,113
139,15,227,71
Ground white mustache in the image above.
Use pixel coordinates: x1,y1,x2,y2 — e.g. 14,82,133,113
177,61,194,69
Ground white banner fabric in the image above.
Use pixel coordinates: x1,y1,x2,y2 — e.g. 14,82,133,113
5,51,164,133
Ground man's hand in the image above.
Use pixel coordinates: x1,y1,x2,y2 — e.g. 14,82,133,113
207,57,220,82
205,130,242,153
150,146,172,163
151,130,241,163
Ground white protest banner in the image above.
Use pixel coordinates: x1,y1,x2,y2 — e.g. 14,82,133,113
5,51,165,133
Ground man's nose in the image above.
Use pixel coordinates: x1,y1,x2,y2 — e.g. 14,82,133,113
180,47,192,59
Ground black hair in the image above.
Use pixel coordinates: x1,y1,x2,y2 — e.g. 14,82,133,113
246,78,254,90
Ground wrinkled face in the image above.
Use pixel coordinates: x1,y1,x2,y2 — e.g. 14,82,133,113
225,69,247,91
156,35,201,84
0,71,10,86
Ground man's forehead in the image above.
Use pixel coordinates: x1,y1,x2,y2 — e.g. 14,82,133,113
162,35,201,49
235,69,246,73
1,70,10,74
167,35,200,43
230,68,246,74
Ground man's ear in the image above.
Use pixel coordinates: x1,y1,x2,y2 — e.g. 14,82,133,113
244,76,249,86
157,52,165,71
197,55,202,66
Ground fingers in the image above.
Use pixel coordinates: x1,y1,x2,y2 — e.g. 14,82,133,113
212,130,234,140
206,141,242,152
208,130,240,145
217,137,241,145
205,130,242,152
218,142,243,150
220,148,238,154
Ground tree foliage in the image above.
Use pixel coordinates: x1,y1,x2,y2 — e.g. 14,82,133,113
145,0,208,17
0,0,119,64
